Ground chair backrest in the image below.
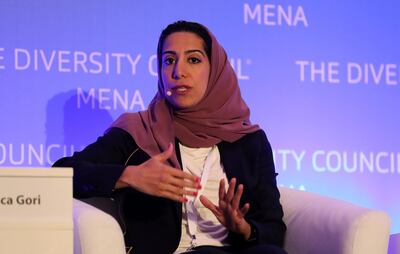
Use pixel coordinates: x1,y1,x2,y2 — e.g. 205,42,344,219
279,187,391,254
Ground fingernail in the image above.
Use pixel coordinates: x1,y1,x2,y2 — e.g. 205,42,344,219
183,198,188,202
194,192,198,196
197,184,202,189
195,177,200,183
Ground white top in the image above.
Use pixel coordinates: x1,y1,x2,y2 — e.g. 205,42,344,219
174,144,229,253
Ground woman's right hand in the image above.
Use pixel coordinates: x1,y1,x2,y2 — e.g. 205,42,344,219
116,143,201,203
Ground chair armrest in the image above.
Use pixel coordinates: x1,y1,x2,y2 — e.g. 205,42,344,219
73,199,126,254
279,187,391,254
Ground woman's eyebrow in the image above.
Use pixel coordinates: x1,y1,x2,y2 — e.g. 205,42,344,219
162,49,206,57
162,50,176,56
184,49,206,57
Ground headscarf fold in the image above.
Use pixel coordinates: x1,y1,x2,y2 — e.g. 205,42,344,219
110,27,259,169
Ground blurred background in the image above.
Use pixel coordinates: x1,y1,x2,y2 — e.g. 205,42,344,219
0,1,399,252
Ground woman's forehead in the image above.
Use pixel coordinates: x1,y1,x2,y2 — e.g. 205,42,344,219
162,32,205,52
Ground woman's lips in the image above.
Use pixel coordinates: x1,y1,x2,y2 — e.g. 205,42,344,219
171,85,191,95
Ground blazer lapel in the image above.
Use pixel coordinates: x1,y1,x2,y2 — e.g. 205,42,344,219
218,140,245,181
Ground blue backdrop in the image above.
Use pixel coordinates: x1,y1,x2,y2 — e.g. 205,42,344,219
1,0,399,250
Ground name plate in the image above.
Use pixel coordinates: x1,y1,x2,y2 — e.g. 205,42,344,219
0,167,73,254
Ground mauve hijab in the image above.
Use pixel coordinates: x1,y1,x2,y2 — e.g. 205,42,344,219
110,24,259,169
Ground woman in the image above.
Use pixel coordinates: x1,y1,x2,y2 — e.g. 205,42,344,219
54,21,287,254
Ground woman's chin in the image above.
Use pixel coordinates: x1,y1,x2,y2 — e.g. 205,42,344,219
168,98,198,110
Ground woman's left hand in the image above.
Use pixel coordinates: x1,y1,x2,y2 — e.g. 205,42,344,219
200,178,252,240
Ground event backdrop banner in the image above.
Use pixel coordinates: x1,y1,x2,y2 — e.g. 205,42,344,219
0,0,399,237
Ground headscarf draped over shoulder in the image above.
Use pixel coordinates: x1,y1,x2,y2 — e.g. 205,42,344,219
110,28,259,169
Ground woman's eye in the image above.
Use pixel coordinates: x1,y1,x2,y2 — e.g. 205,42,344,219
163,57,175,65
188,57,201,64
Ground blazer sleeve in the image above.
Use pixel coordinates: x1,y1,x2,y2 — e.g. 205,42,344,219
247,130,286,246
52,127,137,198
228,130,286,248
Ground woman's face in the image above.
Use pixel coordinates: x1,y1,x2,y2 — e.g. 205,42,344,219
161,31,210,109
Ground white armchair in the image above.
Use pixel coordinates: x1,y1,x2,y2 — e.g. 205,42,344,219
73,199,126,254
279,187,391,254
73,187,391,254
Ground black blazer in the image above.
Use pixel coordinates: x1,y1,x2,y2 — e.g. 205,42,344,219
53,128,286,254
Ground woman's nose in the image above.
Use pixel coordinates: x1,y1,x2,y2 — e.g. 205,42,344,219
172,60,187,79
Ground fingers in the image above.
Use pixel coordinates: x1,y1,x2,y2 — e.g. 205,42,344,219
158,180,197,203
162,167,200,193
218,178,226,200
200,195,222,217
161,191,188,203
161,182,198,197
221,178,249,217
153,146,200,189
232,184,243,210
169,176,201,191
153,143,174,162
152,144,199,184
157,171,200,202
200,179,250,234
240,203,250,216
226,178,236,203
167,166,199,183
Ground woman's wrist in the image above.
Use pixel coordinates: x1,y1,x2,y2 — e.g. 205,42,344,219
243,221,258,242
115,165,137,189
115,180,129,189
241,221,252,240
